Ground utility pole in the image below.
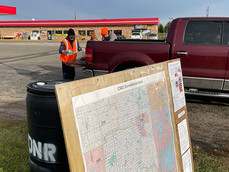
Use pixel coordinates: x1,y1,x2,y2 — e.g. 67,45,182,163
74,11,76,20
206,6,209,17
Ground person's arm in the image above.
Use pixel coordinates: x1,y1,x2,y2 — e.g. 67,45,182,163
77,40,82,51
59,42,67,54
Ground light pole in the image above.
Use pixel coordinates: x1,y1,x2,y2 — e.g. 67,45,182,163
169,17,173,22
206,6,209,17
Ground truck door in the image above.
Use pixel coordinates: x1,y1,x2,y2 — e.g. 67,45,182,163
173,20,229,90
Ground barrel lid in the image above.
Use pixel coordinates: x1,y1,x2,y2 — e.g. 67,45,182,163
27,80,69,95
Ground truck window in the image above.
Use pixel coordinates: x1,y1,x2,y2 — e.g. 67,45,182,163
184,21,222,46
223,22,229,46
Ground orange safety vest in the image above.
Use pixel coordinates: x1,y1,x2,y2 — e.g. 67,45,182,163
60,38,78,63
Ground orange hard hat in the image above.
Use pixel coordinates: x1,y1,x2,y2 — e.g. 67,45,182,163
101,27,108,35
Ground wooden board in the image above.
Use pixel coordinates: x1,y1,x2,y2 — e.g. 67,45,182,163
168,59,194,172
55,59,193,172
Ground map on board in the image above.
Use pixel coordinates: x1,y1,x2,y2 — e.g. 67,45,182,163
72,71,178,172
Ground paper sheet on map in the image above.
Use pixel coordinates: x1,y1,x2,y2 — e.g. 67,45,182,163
178,119,190,155
182,148,193,172
168,61,186,112
178,110,186,119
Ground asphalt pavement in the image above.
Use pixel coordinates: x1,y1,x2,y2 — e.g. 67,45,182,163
0,40,87,120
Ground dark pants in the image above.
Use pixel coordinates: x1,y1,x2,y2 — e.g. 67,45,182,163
62,62,75,80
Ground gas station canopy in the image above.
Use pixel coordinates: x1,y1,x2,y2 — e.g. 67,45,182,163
0,5,16,15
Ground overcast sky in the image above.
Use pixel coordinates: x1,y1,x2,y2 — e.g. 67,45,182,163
1,0,229,26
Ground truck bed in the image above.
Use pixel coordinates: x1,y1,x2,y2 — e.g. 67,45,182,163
86,40,170,72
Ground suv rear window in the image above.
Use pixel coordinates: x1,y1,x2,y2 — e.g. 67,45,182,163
132,33,140,35
184,21,222,46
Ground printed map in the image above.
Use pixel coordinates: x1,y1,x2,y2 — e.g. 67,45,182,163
72,72,178,172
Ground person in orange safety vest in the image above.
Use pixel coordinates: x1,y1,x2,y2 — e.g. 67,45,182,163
59,28,82,80
101,27,117,41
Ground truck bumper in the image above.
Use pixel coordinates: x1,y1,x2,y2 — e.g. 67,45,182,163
82,68,108,77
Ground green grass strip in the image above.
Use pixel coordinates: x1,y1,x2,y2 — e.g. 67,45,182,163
0,120,228,172
0,121,29,172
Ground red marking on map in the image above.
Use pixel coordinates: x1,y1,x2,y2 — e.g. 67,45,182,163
135,113,150,138
84,145,106,172
147,81,168,112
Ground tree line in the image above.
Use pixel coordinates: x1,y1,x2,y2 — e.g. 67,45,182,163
158,22,171,33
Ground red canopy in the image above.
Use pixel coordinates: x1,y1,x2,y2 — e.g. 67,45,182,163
0,18,159,26
0,5,16,15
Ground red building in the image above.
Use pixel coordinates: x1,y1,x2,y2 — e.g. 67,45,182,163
0,18,159,40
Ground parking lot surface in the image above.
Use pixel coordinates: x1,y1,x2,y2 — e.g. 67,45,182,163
0,40,228,152
0,40,86,120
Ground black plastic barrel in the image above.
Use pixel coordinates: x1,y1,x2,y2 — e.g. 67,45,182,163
26,81,70,172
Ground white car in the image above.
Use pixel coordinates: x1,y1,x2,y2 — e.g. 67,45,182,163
131,32,142,39
148,33,158,40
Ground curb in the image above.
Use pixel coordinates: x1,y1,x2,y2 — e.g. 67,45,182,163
0,39,38,41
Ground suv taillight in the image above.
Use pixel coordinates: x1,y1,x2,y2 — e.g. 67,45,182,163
85,47,93,62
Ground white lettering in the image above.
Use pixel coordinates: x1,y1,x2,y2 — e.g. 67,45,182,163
28,134,57,162
43,143,48,161
47,144,56,162
28,135,33,154
33,139,42,159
